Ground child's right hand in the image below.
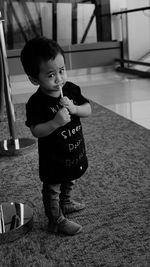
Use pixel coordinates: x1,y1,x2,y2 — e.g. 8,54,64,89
54,107,71,127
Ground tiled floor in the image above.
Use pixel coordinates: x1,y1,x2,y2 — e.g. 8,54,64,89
11,66,150,130
70,68,150,130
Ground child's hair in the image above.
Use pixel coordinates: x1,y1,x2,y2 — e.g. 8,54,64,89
20,36,65,79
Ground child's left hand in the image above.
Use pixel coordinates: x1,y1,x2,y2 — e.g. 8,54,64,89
60,96,77,115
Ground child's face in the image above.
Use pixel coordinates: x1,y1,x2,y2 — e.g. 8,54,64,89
36,53,67,97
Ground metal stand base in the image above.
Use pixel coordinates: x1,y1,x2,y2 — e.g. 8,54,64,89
0,202,33,244
0,138,36,157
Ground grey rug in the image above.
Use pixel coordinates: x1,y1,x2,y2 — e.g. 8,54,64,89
0,101,149,267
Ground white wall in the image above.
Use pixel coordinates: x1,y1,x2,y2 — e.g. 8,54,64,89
110,0,150,60
57,3,72,46
126,0,150,60
77,4,96,44
41,3,97,46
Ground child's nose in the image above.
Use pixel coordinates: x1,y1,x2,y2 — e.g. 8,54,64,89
55,73,62,84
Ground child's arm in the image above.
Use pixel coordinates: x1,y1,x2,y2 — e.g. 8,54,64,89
73,102,91,117
30,107,70,138
60,97,91,117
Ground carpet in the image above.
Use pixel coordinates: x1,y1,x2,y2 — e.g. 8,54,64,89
0,101,150,267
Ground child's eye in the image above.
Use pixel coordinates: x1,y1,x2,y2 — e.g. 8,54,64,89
48,73,55,78
60,68,65,74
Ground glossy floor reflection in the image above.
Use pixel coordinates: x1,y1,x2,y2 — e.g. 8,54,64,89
69,69,150,130
11,67,150,130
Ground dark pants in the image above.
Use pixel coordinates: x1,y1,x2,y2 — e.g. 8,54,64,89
42,180,75,223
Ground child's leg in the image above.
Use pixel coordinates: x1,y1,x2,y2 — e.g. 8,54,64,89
60,180,85,214
42,183,82,235
42,183,63,223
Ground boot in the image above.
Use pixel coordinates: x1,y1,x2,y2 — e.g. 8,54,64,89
42,183,82,235
60,181,85,214
49,216,82,235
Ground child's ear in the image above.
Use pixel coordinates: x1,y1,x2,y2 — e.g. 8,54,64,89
28,76,39,86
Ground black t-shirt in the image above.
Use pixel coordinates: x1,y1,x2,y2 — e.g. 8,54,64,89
26,81,89,184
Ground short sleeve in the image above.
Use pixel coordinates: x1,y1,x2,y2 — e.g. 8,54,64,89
65,82,89,106
75,85,89,106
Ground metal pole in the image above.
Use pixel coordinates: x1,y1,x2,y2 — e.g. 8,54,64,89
0,35,5,121
120,9,129,67
0,16,19,149
0,11,36,157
